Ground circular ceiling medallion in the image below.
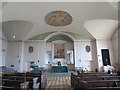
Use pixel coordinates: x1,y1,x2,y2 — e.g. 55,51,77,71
45,10,72,26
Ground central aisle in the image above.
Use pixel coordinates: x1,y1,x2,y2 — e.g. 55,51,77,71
46,76,72,89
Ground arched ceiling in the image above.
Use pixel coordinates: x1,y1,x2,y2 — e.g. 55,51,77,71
2,2,119,41
29,31,91,41
2,20,33,40
46,34,73,42
84,19,118,39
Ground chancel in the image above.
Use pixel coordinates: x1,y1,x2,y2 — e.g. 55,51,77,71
0,1,120,90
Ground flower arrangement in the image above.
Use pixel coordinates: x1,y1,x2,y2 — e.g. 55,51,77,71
30,62,34,69
58,61,61,66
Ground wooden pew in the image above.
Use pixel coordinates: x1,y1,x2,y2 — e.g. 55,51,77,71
88,87,120,90
1,79,29,90
71,73,120,90
73,80,120,90
75,76,120,81
2,76,38,89
82,80,120,90
0,86,22,90
72,72,119,77
3,72,47,90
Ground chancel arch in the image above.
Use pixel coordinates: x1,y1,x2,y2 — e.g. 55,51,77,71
44,32,75,72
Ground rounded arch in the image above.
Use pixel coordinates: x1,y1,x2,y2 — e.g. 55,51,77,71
44,32,75,42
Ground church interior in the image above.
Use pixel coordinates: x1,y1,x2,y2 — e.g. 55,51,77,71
0,1,120,90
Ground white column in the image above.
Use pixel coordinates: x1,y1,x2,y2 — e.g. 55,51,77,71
19,42,25,72
118,33,120,71
96,40,103,71
38,41,46,67
74,41,81,68
0,30,2,66
0,4,2,66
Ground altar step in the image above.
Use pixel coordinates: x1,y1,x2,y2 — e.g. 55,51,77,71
46,76,72,89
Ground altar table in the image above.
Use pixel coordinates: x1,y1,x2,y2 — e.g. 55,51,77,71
51,66,68,73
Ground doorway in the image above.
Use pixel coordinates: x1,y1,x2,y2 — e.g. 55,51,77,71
101,49,111,66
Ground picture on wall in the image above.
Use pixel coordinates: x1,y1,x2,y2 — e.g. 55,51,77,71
54,44,65,58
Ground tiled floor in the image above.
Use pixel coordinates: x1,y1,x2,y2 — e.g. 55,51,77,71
46,71,77,77
46,76,72,89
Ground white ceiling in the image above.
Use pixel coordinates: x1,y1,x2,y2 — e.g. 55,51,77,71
84,19,118,39
2,2,119,40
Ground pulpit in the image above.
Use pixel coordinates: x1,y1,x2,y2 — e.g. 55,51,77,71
51,66,68,73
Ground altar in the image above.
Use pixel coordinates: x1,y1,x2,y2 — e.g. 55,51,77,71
49,43,73,73
51,66,68,73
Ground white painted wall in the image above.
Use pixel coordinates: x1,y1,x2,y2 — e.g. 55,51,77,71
19,42,25,72
96,39,114,71
74,41,93,71
7,40,114,72
0,30,2,66
2,40,8,66
24,41,46,71
24,42,39,62
38,41,46,67
23,41,75,71
7,39,114,72
0,5,2,66
1,32,8,66
3,39,46,72
45,43,53,51
7,42,20,71
24,42,39,71
6,41,25,72
111,29,118,69
45,43,53,64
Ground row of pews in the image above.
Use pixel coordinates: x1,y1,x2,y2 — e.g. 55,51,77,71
0,71,47,90
71,72,120,90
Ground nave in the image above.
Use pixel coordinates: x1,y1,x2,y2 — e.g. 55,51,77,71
1,71,120,90
1,1,120,90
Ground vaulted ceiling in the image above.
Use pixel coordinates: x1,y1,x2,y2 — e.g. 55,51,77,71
1,2,119,41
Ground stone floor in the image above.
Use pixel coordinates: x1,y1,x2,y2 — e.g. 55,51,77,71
45,71,77,77
46,76,72,89
45,71,76,89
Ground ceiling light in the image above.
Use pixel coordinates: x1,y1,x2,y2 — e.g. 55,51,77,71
13,35,16,39
100,34,103,37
